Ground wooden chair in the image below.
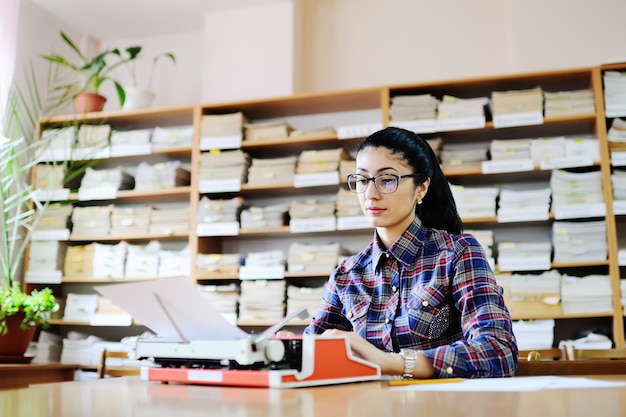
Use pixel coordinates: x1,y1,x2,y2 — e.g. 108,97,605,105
519,348,565,361
98,350,141,378
565,347,626,361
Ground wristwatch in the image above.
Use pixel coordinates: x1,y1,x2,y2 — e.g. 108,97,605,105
399,348,418,379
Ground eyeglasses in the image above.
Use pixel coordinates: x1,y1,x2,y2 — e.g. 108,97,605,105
346,173,417,194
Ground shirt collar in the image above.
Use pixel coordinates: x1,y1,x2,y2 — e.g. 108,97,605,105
372,217,426,268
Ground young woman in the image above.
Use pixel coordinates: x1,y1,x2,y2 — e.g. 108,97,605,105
303,126,518,379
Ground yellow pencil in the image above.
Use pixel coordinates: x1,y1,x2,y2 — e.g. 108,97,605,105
388,378,465,386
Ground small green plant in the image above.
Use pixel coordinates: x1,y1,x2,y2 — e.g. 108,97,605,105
0,282,57,334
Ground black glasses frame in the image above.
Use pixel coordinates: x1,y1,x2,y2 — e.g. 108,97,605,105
346,173,417,194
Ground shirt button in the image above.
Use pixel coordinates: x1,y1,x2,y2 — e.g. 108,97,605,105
385,253,390,259
347,312,353,318
422,300,429,307
385,318,390,324
446,367,453,375
391,285,397,292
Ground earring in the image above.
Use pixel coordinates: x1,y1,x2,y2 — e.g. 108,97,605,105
417,200,423,205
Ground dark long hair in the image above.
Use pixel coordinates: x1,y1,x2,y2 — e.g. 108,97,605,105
357,127,463,234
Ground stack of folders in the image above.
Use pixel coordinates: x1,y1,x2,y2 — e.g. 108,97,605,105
125,241,161,278
149,203,190,235
246,155,297,186
490,87,543,116
78,166,135,192
335,188,362,217
34,164,66,191
25,240,65,282
497,182,551,222
288,199,336,220
64,243,96,281
244,121,294,141
287,242,344,273
158,245,191,277
151,125,194,149
512,319,556,351
489,138,532,161
70,205,113,237
496,241,552,272
197,283,240,325
37,126,76,161
449,184,499,218
436,95,488,120
200,112,246,140
134,161,191,190
552,220,607,263
197,196,243,224
543,89,595,117
440,141,490,172
563,135,600,162
560,274,613,315
550,169,604,208
464,229,495,268
611,169,626,203
75,124,111,159
110,205,152,236
296,148,352,174
603,71,626,117
63,293,100,321
196,253,241,274
243,249,286,269
286,283,326,318
33,204,72,236
389,94,439,121
199,149,249,184
110,129,152,156
529,136,566,164
506,270,562,310
92,242,127,279
238,279,286,322
240,204,288,229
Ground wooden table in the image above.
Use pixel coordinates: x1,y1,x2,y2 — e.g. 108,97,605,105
517,359,626,376
0,363,77,390
1,375,626,417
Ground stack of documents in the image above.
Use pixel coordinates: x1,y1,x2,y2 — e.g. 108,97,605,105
247,155,297,186
389,94,439,121
339,160,356,180
506,270,562,312
437,95,488,120
612,169,626,202
289,126,335,139
464,229,495,268
158,245,190,277
497,182,551,222
489,138,532,161
75,124,111,159
286,283,326,318
134,161,191,190
287,242,344,273
197,283,240,325
92,242,127,279
195,253,241,274
440,142,490,172
512,319,555,350
34,164,66,191
32,203,72,238
151,125,193,148
543,89,595,117
37,126,76,161
78,166,135,193
450,184,499,218
552,220,607,263
490,87,544,116
63,293,100,321
63,243,96,281
240,204,288,229
110,205,152,236
608,118,626,142
497,241,552,272
244,121,293,141
603,71,626,117
560,274,613,314
149,203,190,234
564,135,600,162
60,332,106,366
70,205,112,237
530,136,566,164
559,333,613,357
25,240,65,282
296,148,351,174
197,196,243,223
110,129,152,156
91,298,132,326
243,249,286,269
335,188,362,217
125,241,160,278
550,169,604,209
238,279,286,322
199,149,249,185
200,112,246,142
289,199,336,220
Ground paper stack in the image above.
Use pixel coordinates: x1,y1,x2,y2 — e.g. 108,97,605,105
199,149,249,186
134,161,191,190
149,203,190,235
608,118,626,142
110,129,152,156
151,125,194,148
287,242,344,273
244,121,294,141
552,220,607,263
437,95,488,120
197,196,243,224
296,148,352,174
110,205,152,236
389,94,439,121
506,270,562,313
335,187,362,217
530,136,566,164
197,283,240,325
70,205,112,237
489,138,532,161
289,126,335,139
550,169,604,209
63,293,100,321
92,242,127,279
238,279,286,322
34,164,66,191
490,87,544,116
560,274,613,314
75,124,111,159
543,89,595,117
25,240,65,282
32,203,72,237
449,184,499,218
564,135,600,162
125,241,161,278
512,319,555,350
247,155,297,186
240,204,288,229
603,71,626,117
37,126,76,161
612,169,626,203
195,253,241,274
158,245,190,277
63,244,96,281
286,283,326,318
497,241,552,272
440,142,490,172
78,166,135,193
289,198,336,220
201,112,246,141
497,182,551,222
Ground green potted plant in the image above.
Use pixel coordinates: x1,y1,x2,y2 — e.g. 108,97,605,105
41,31,141,113
118,49,176,110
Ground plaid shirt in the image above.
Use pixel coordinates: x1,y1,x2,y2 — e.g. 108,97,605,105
304,218,518,378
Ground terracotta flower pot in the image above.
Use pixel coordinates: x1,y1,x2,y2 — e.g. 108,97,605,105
0,314,37,357
74,92,106,114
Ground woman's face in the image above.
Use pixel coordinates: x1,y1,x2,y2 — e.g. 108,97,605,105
355,146,429,245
